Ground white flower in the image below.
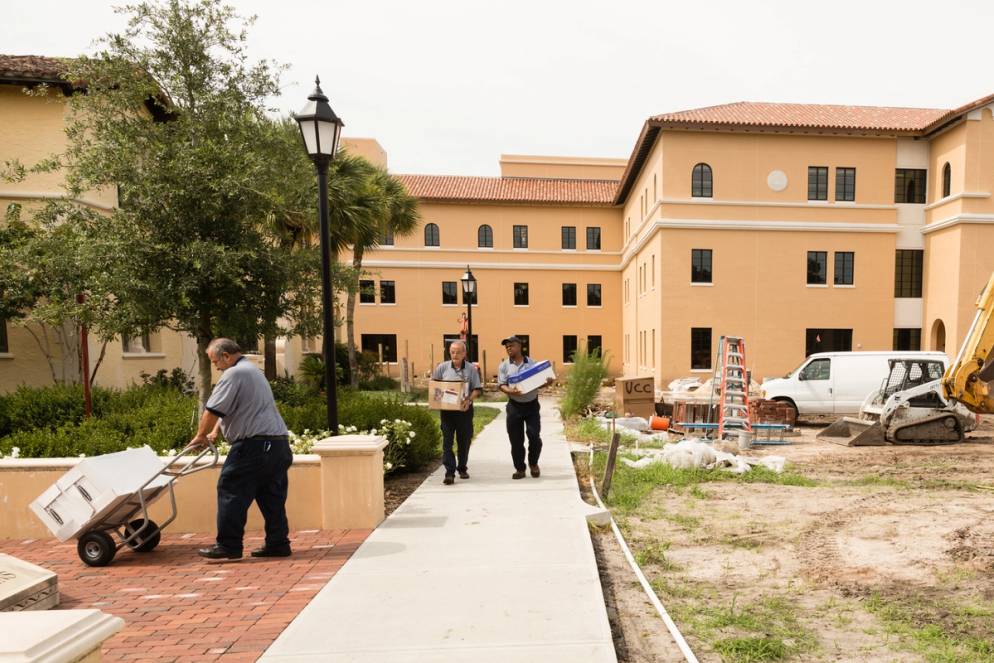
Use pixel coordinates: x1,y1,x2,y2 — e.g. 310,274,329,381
384,462,393,470
394,418,401,424
11,447,20,459
408,432,416,439
78,453,86,458
167,449,177,457
406,439,411,445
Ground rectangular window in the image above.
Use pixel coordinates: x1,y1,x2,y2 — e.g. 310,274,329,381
442,281,457,305
561,226,576,250
361,334,398,362
805,328,853,356
513,225,528,249
122,331,151,353
562,283,577,306
443,335,479,363
691,328,712,370
893,328,922,351
691,249,712,283
380,280,396,304
359,279,376,303
0,318,7,353
381,227,394,246
894,249,924,298
835,167,856,202
514,283,529,306
563,335,578,363
588,335,602,356
587,283,602,307
895,168,927,204
807,251,828,285
586,227,601,250
808,166,829,201
834,252,854,286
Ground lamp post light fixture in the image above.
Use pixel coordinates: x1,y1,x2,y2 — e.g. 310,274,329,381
294,76,344,433
460,266,477,362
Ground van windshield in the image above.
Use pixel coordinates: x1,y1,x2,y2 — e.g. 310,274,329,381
784,359,808,379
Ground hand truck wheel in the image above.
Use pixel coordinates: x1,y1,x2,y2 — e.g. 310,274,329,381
77,530,117,567
124,518,161,552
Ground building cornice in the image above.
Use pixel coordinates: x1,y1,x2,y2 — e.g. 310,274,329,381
660,197,895,210
922,191,991,211
920,213,994,235
361,259,621,272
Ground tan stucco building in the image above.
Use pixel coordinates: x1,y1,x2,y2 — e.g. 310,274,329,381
4,53,994,393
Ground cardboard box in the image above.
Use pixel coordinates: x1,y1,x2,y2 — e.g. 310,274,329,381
508,360,556,395
615,376,655,417
428,380,469,411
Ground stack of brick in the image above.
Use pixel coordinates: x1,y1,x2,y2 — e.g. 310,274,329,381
750,399,796,427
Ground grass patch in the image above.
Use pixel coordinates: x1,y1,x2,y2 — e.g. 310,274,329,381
633,539,680,571
590,450,817,514
663,512,702,530
713,637,789,661
843,474,982,492
865,592,994,662
564,417,639,447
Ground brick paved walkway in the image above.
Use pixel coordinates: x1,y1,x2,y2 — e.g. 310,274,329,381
0,528,371,662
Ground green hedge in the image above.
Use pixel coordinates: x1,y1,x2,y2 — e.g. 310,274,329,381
0,383,441,473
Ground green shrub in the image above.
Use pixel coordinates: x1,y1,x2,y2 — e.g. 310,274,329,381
560,348,609,419
338,394,440,473
0,384,111,435
269,376,317,407
358,375,399,391
139,367,195,393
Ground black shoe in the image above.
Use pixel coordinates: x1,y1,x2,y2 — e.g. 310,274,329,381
251,546,292,558
458,471,470,480
443,475,455,485
530,465,541,478
512,470,526,480
198,545,242,560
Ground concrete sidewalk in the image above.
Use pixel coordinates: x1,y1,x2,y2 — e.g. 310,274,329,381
260,398,616,662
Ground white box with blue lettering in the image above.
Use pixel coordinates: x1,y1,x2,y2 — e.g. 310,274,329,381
508,360,556,395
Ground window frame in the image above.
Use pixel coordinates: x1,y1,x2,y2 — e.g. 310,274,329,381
691,248,713,284
561,226,576,250
563,335,578,364
834,252,854,286
513,282,529,306
942,163,951,199
835,167,856,202
691,163,713,198
512,224,528,249
380,280,396,304
586,283,602,307
360,333,398,363
895,168,927,204
359,279,376,304
122,331,152,353
807,251,828,285
586,226,601,251
691,328,712,370
894,249,924,298
477,224,493,248
588,335,603,357
381,227,394,246
562,283,577,307
893,328,922,351
424,222,440,247
441,281,458,305
808,166,829,201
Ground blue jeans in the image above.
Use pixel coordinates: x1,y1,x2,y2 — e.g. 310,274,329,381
216,437,292,553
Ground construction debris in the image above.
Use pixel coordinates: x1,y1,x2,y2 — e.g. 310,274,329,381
620,438,786,475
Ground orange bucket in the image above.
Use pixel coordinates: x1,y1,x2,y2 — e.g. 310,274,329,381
649,415,670,431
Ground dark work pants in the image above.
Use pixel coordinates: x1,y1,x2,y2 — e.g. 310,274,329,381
440,408,473,475
506,399,542,471
216,437,293,554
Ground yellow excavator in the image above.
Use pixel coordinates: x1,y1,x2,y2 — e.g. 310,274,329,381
819,271,994,446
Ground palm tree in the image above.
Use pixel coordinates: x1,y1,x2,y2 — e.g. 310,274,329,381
343,164,420,387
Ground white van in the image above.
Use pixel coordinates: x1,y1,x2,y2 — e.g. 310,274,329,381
761,351,949,416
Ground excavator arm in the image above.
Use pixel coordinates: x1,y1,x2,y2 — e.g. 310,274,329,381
942,271,994,414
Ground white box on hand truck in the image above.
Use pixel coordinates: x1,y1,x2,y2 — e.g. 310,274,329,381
29,445,218,567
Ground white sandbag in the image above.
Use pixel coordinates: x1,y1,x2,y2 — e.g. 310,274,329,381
612,416,649,431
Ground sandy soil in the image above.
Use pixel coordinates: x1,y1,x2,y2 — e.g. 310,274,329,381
585,415,994,662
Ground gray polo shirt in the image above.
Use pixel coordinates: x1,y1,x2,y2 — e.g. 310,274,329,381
431,360,482,396
498,356,539,403
205,357,289,442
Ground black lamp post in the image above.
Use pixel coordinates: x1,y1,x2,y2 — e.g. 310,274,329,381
294,77,344,433
461,266,476,362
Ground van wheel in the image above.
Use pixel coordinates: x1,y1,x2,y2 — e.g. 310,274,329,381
773,398,798,426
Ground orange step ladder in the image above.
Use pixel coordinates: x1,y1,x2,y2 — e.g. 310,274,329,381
715,336,753,440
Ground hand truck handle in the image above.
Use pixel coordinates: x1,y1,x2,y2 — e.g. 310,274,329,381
161,442,219,478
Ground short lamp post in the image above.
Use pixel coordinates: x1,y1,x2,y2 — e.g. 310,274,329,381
461,266,476,362
294,76,344,433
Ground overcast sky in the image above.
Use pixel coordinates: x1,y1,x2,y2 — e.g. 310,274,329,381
5,0,993,176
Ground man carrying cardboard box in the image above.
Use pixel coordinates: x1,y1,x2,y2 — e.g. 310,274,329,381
497,335,556,480
430,340,482,485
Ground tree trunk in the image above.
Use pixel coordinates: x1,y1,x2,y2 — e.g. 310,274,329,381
89,341,108,385
347,249,363,388
263,333,277,380
196,312,213,409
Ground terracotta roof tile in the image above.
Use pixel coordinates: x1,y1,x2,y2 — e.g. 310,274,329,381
396,174,617,206
0,55,69,83
652,101,949,132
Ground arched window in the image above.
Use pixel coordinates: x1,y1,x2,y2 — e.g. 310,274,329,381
691,163,713,198
424,223,440,247
931,319,946,353
942,162,951,198
478,224,493,248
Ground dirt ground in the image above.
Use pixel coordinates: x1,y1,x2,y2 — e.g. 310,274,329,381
583,415,994,662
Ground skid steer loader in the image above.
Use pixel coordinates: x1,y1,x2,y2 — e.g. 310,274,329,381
819,271,994,446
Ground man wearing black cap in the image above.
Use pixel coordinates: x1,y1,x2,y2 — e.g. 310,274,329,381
497,335,555,480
